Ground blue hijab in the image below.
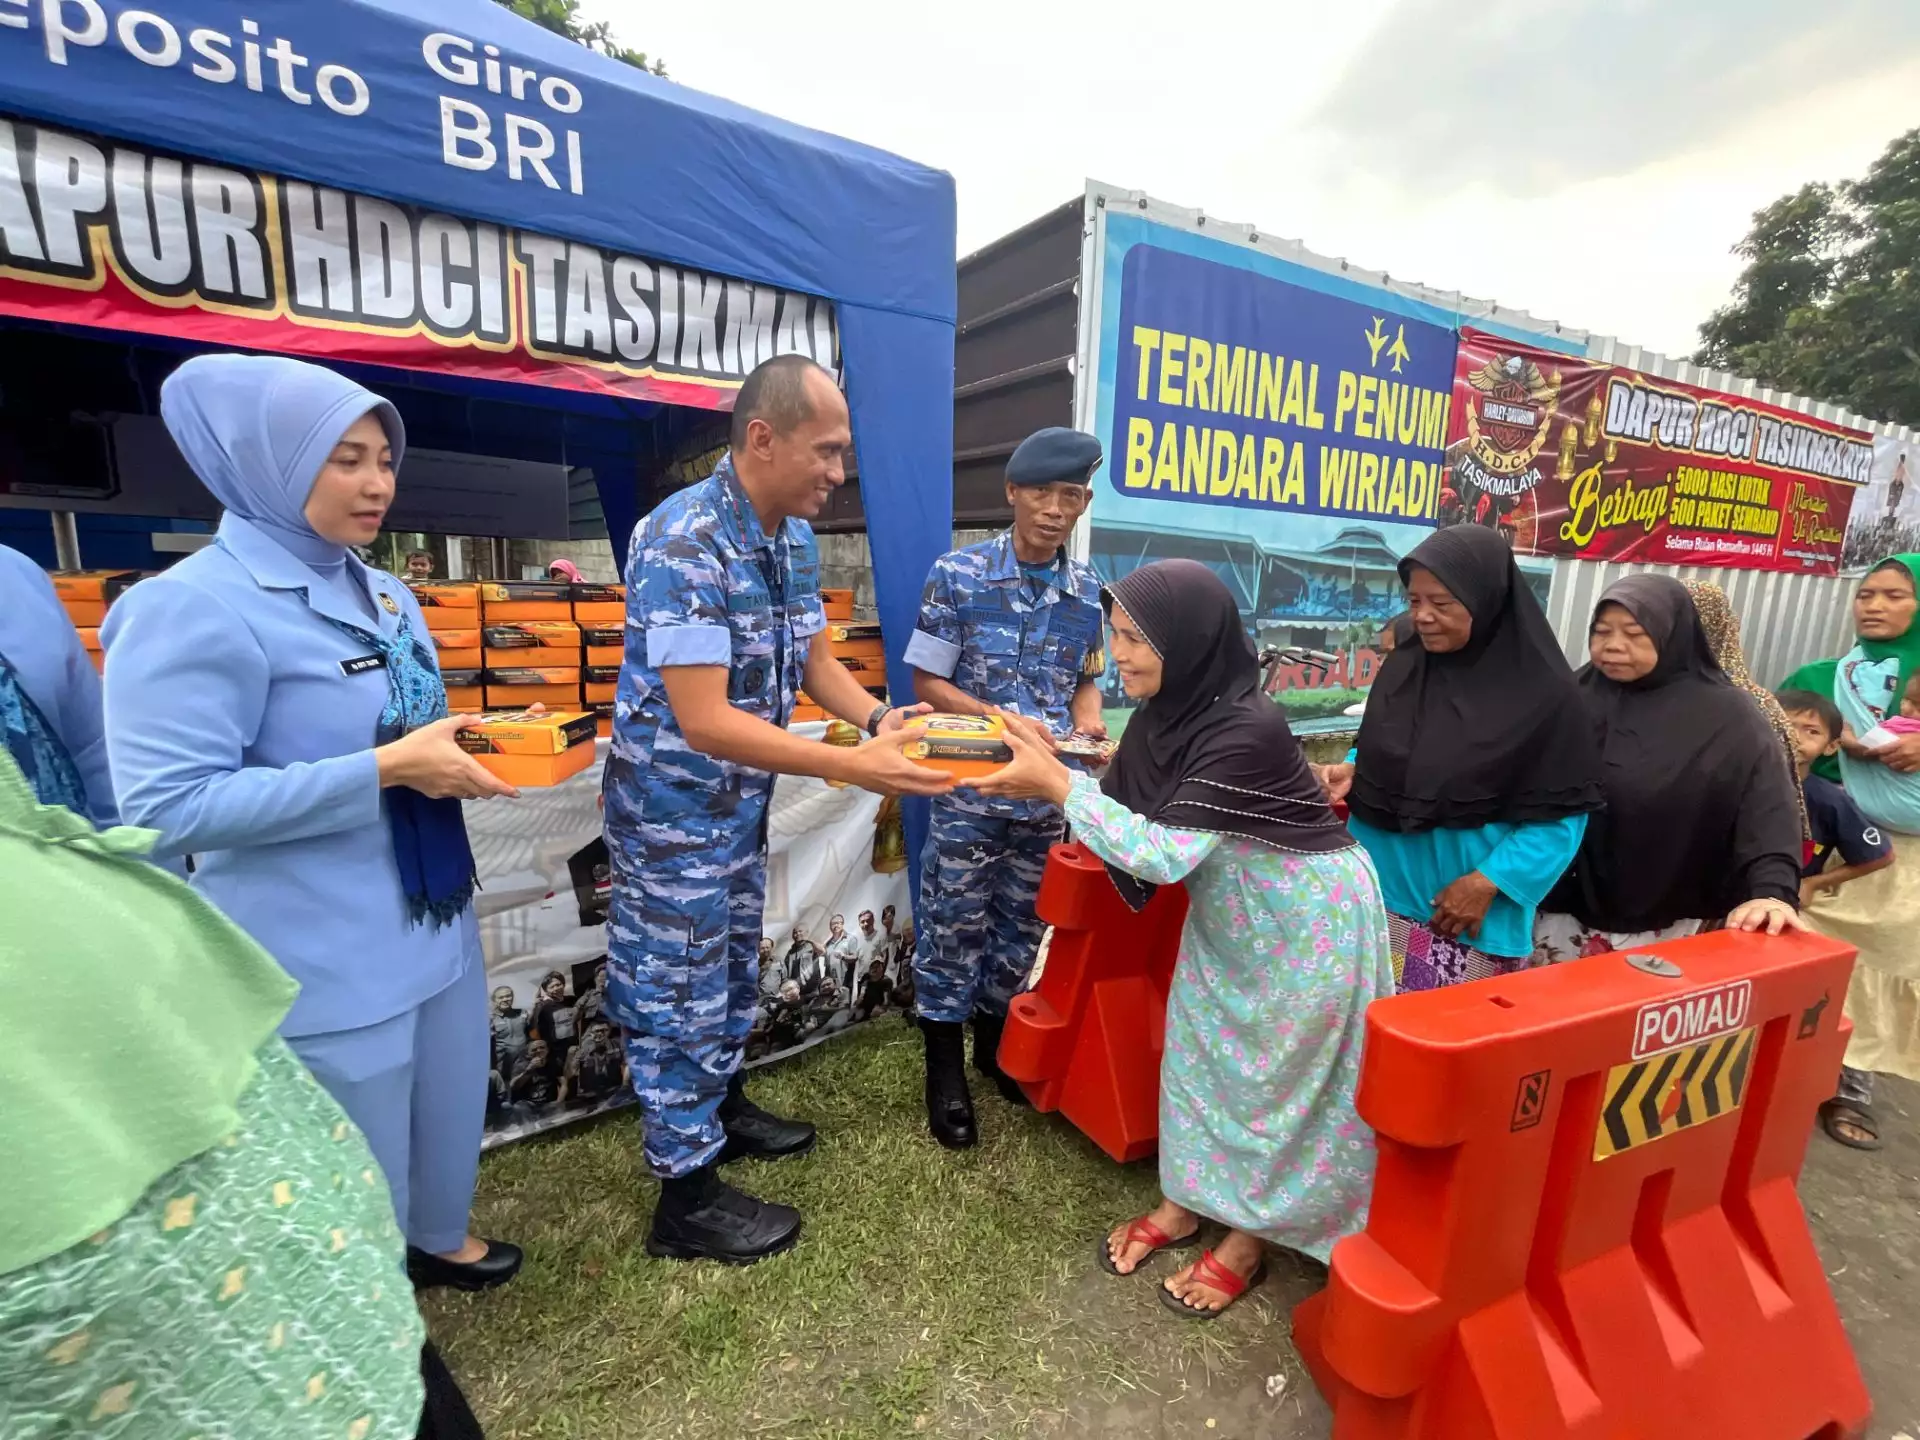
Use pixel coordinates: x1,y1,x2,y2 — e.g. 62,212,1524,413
160,355,477,926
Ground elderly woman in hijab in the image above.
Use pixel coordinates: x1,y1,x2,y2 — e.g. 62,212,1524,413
101,355,522,1294
1781,554,1920,1146
1533,575,1808,961
0,543,115,823
973,560,1392,1320
1684,579,1808,842
1320,526,1604,991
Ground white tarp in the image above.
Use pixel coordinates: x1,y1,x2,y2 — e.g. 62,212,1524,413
467,727,914,1147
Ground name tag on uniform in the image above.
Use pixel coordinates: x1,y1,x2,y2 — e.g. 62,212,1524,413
340,653,387,676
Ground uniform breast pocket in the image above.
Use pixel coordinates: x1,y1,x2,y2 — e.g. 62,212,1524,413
967,624,1023,694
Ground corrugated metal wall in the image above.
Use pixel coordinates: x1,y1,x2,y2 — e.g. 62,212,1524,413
1545,558,1856,688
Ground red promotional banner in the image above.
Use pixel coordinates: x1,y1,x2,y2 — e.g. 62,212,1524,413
1442,329,1869,575
0,115,839,413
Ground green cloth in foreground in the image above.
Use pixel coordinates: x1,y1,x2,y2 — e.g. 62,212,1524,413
0,747,296,1275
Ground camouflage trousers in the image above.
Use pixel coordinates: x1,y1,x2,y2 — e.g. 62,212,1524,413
914,801,1062,1024
605,791,769,1180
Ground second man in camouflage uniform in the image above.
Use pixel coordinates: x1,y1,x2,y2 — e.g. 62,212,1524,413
904,427,1108,1148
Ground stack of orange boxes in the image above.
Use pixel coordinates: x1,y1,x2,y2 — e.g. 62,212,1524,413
580,619,622,737
408,582,483,709
52,571,148,671
478,582,576,709
571,583,624,735
792,589,887,725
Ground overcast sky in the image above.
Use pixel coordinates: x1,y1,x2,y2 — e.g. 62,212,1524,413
594,0,1920,358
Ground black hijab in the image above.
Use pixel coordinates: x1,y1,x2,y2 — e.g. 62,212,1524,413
1546,575,1802,933
1099,560,1352,911
1350,526,1603,832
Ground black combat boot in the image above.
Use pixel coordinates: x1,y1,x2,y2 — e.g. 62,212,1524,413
645,1163,802,1264
718,1070,817,1162
920,1017,978,1149
970,1009,1032,1108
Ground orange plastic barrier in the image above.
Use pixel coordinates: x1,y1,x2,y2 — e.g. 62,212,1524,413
996,842,1188,1161
1293,929,1870,1440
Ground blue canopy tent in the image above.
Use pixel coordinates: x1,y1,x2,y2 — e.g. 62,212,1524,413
1,0,957,875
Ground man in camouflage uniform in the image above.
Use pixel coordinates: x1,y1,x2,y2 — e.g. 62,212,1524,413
605,355,948,1263
905,427,1107,1148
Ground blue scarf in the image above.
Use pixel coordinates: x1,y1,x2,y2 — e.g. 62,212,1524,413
0,646,88,814
324,610,477,928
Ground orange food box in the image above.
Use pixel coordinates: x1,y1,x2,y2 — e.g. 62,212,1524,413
75,626,102,653
580,623,624,666
480,581,571,622
821,588,854,621
457,710,597,787
52,570,144,604
570,583,626,624
827,621,885,661
430,628,483,671
903,713,1012,779
591,701,614,738
440,668,484,712
482,621,582,667
789,702,826,725
407,583,481,632
584,664,619,706
62,599,107,628
484,663,581,710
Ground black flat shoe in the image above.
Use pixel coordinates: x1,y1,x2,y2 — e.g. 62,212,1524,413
406,1239,524,1293
718,1073,817,1163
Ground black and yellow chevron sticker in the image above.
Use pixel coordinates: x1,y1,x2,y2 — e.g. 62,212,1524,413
1594,1027,1756,1161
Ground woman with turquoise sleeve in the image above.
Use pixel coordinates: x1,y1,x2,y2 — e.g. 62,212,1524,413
1322,525,1604,992
973,560,1392,1321
100,353,522,1295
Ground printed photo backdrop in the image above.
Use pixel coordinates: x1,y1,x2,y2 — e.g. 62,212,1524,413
466,728,913,1148
1846,437,1920,571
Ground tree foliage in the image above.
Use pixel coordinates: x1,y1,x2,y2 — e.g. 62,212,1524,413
492,0,666,76
1695,127,1920,427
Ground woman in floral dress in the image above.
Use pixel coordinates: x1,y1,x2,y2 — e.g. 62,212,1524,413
973,560,1392,1319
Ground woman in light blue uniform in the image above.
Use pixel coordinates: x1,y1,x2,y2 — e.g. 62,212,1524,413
0,543,115,821
102,354,522,1292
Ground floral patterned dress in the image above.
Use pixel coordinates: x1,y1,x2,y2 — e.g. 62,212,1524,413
1063,776,1393,1261
0,1040,426,1438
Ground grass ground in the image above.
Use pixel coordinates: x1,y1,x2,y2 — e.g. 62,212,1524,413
430,1013,1920,1440
428,1020,1333,1439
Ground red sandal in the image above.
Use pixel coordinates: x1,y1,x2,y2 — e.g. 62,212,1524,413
1097,1215,1201,1276
1157,1247,1268,1320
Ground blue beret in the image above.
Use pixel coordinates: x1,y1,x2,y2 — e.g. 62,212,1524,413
1006,427,1101,487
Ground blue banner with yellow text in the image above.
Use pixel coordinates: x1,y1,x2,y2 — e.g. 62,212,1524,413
1087,213,1567,724
1111,244,1455,527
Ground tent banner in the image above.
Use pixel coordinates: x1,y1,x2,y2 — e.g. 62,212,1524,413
1444,328,1869,575
468,734,913,1148
0,113,839,408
